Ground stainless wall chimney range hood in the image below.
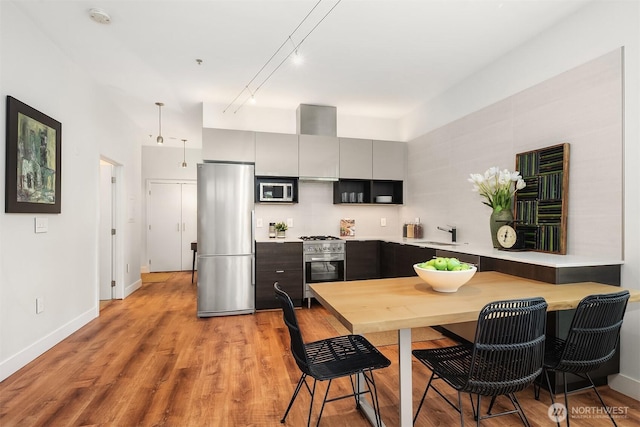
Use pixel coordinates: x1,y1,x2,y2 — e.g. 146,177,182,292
296,104,337,137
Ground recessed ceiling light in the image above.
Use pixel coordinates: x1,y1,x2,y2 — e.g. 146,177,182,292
89,8,111,25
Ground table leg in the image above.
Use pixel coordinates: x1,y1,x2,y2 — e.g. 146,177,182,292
357,372,387,427
398,328,412,427
191,249,196,283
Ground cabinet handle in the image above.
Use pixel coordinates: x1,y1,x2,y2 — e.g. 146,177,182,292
177,223,180,231
275,270,285,273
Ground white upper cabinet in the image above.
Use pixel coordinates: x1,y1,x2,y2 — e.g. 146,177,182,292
298,134,339,180
202,128,255,162
373,140,405,180
255,132,298,176
339,138,372,179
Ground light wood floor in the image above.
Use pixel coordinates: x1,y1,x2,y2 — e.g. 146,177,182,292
1,272,638,426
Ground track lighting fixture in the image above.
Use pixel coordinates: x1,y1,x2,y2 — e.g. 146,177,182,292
289,36,303,65
155,102,164,144
223,0,342,114
181,139,188,168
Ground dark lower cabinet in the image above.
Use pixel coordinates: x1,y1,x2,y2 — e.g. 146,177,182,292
346,240,380,280
255,242,303,309
379,242,435,278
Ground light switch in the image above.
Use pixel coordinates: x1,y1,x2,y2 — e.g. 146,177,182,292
287,218,294,228
380,218,387,227
256,218,263,228
35,217,48,233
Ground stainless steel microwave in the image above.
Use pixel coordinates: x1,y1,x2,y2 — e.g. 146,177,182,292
259,182,294,202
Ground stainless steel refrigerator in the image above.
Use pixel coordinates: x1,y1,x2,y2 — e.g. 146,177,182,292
197,162,255,317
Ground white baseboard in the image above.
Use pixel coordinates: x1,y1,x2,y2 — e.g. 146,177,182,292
0,308,97,382
608,373,640,400
125,279,142,298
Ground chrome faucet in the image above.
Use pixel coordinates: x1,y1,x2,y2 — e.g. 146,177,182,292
437,225,457,243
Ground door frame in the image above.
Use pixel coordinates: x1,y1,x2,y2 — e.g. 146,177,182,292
145,179,197,273
99,156,124,301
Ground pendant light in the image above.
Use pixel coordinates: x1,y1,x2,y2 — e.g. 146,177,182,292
155,102,164,144
181,139,187,168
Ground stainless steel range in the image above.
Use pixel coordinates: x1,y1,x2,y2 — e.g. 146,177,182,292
300,236,345,307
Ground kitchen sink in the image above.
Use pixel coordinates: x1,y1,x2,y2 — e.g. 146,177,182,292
413,241,459,247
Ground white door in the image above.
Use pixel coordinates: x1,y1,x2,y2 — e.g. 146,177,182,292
148,182,182,272
181,183,198,270
147,181,198,272
99,161,115,300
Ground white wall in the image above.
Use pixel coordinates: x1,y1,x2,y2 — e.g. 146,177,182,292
0,2,142,381
404,49,623,257
401,1,640,398
202,102,403,142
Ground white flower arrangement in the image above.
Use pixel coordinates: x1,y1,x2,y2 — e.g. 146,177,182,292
468,167,526,212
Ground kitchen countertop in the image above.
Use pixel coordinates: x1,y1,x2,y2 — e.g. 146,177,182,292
255,237,303,243
255,235,622,268
341,236,623,268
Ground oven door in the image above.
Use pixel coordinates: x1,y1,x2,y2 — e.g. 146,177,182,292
305,257,345,284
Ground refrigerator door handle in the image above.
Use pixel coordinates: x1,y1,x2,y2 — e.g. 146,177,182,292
251,255,255,286
251,210,255,248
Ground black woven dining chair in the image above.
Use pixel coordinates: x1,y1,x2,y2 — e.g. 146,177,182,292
534,290,630,427
274,283,391,427
412,297,547,426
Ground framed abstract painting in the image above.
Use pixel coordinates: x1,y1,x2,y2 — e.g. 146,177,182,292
5,96,62,213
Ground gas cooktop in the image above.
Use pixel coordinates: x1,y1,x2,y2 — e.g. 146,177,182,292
299,236,342,241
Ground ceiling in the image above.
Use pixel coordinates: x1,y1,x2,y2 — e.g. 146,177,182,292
12,0,593,147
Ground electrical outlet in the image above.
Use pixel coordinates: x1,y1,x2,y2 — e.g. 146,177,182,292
256,218,263,228
380,218,387,227
36,297,44,314
287,218,294,228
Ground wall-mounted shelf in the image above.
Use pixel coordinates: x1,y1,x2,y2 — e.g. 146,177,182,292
514,143,570,254
333,179,403,205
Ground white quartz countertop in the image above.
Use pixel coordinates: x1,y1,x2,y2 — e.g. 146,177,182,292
255,235,622,268
340,236,623,268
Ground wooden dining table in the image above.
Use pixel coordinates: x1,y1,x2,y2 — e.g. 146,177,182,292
310,271,640,427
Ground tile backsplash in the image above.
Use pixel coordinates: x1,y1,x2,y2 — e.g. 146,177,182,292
254,181,401,239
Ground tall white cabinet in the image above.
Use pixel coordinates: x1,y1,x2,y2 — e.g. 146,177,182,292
147,181,197,272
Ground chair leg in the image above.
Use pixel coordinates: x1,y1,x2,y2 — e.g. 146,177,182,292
316,379,333,427
510,393,531,427
458,391,466,427
414,371,436,423
308,378,318,427
475,394,481,427
585,373,618,427
563,372,570,427
362,370,384,427
281,373,306,423
541,369,562,427
469,393,478,421
487,395,496,414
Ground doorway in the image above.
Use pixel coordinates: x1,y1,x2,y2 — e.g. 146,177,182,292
146,180,197,272
99,159,118,304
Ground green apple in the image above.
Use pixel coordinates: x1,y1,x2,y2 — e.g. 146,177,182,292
447,258,461,271
424,265,437,270
433,257,448,270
